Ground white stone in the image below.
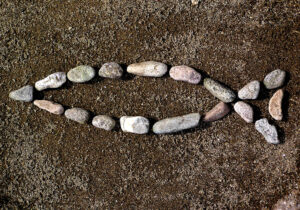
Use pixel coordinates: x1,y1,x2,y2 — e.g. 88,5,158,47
120,116,149,134
92,115,116,131
9,85,33,102
35,72,66,91
234,101,254,123
67,65,96,83
127,61,168,77
255,118,279,144
238,80,260,99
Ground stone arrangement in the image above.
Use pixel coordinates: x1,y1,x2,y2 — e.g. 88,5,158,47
9,61,287,144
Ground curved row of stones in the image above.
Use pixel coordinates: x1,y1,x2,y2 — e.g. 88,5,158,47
9,61,286,144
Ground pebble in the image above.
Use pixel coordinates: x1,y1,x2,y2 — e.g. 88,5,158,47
120,116,149,134
35,72,66,91
234,101,254,123
238,80,260,99
127,61,168,77
203,102,230,122
33,100,64,115
255,118,279,144
65,108,89,124
203,78,236,103
269,89,284,121
9,85,33,102
98,62,123,79
169,65,201,84
263,69,286,89
92,115,116,131
191,0,200,5
67,65,95,83
153,113,200,134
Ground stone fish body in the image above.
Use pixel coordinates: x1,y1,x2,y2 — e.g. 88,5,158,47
204,78,236,103
34,100,64,115
255,118,279,144
92,115,116,131
127,61,167,77
238,80,260,100
120,116,149,134
35,72,66,91
67,65,96,83
65,108,90,124
203,102,230,122
169,65,201,84
9,85,33,102
99,62,123,79
234,101,254,123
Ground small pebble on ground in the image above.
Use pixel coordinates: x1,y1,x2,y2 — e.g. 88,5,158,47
169,65,201,84
234,101,254,123
9,85,33,102
65,108,90,124
67,65,96,83
263,69,286,89
127,61,168,77
238,80,260,100
35,72,66,91
255,118,279,144
203,102,230,122
269,89,284,121
99,62,123,79
204,78,236,103
120,116,150,134
34,100,64,115
92,115,116,131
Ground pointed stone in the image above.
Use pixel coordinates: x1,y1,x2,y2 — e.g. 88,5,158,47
127,61,168,77
35,72,66,91
238,80,260,100
203,78,236,103
120,116,149,134
9,85,33,102
234,101,253,123
169,65,201,84
203,102,230,122
34,100,64,115
263,69,286,89
65,108,89,124
269,89,284,121
255,118,279,144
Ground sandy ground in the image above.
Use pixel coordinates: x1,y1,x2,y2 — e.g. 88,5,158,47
0,0,299,209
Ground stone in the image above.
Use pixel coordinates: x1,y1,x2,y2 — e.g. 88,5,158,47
153,113,200,134
191,0,200,5
203,102,230,122
203,78,236,103
33,100,64,115
35,72,66,91
92,115,116,131
255,118,279,144
65,108,89,124
263,69,286,89
67,65,96,83
273,190,300,210
269,89,284,121
98,62,123,79
238,80,260,99
120,116,149,134
169,65,201,84
9,85,33,102
127,61,168,77
234,101,254,123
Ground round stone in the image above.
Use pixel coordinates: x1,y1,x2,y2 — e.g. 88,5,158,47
269,89,284,121
65,108,89,124
169,65,201,84
35,72,66,91
255,118,279,144
238,80,260,100
120,116,149,134
127,61,168,77
9,85,33,102
67,65,96,83
203,102,230,122
34,100,64,115
203,78,236,103
263,69,286,89
234,101,254,123
98,62,123,79
92,115,116,131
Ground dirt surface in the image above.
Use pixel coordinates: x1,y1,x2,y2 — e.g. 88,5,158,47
0,0,299,209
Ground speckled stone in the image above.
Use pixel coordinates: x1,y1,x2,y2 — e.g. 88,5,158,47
263,69,286,89
169,65,201,84
120,116,149,134
9,85,33,102
67,65,95,83
98,62,123,79
204,78,236,103
153,113,200,134
203,102,230,122
92,115,116,131
191,0,200,5
269,89,284,121
34,100,64,115
234,101,253,123
65,108,89,124
255,118,279,144
238,80,260,100
35,72,66,91
127,61,168,77
273,190,300,210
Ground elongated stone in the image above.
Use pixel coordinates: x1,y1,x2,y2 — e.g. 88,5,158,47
34,100,64,115
35,72,66,91
99,62,123,79
238,80,260,99
234,101,253,123
67,65,95,83
169,65,201,84
204,78,236,103
269,89,284,121
255,118,279,144
153,113,200,134
127,61,167,77
9,85,33,102
263,69,286,89
203,102,230,122
65,108,89,124
92,115,116,131
120,116,149,134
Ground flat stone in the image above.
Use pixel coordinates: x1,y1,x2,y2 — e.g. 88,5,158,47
35,72,66,91
92,115,116,131
67,65,95,83
153,113,200,134
234,101,254,123
9,85,33,102
120,116,149,134
238,80,260,99
255,118,279,144
263,69,286,89
204,78,236,103
169,65,201,84
203,102,230,122
127,61,168,77
34,100,64,115
98,62,123,79
269,89,284,121
65,108,89,124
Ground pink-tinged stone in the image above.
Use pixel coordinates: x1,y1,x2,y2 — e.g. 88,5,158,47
34,100,64,115
203,102,230,122
269,89,284,121
169,65,201,84
234,101,253,123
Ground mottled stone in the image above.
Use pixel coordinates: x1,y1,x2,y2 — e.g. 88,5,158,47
9,85,33,102
234,101,254,123
169,65,201,84
191,0,200,5
153,113,200,134
34,100,64,115
67,65,95,83
99,62,123,79
263,69,286,89
269,89,284,121
92,115,116,131
35,72,66,91
238,80,260,99
203,102,230,122
127,61,167,77
204,78,236,103
65,108,89,124
255,118,279,144
120,116,149,134
273,190,300,210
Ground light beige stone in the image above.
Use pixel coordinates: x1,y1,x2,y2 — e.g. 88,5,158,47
34,100,64,115
269,89,284,121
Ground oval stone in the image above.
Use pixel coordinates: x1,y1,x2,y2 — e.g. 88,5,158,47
234,101,254,123
120,116,149,134
65,108,89,124
269,89,284,121
35,72,66,91
34,100,64,115
204,78,236,103
203,102,230,122
127,61,168,77
99,62,123,79
67,65,96,83
263,69,286,89
9,85,33,102
255,118,279,144
169,65,201,84
238,80,260,100
92,115,116,131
